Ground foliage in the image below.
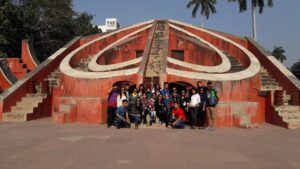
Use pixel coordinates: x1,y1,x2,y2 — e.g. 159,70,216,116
186,0,217,19
0,0,100,61
291,60,300,80
272,46,286,63
228,0,273,14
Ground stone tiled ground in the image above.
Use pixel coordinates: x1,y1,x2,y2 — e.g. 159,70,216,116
0,118,300,169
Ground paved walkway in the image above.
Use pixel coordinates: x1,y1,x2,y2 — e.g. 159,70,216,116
0,118,300,169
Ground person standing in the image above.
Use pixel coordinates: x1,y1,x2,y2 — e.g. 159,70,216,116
161,82,171,122
115,100,131,129
125,83,131,99
199,87,208,129
117,87,127,108
129,88,139,110
138,84,145,97
170,88,180,110
146,87,152,100
206,81,219,130
185,85,192,99
160,82,171,107
197,80,207,93
189,88,200,129
152,84,161,96
171,102,187,129
107,85,119,128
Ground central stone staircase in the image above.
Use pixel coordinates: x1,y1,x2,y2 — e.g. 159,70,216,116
145,21,167,77
2,93,47,122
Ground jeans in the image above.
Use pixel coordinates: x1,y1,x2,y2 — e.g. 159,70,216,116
115,117,130,129
134,115,141,125
107,106,116,127
172,119,185,129
199,106,206,127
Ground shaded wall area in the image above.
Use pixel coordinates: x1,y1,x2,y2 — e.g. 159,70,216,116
169,28,222,67
69,24,149,68
98,30,150,65
173,23,250,68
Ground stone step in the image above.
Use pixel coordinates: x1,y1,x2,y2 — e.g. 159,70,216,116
239,123,259,129
260,86,283,91
260,68,268,73
21,97,44,102
261,76,275,81
284,119,300,123
230,67,245,71
287,121,300,129
262,80,276,84
12,104,39,112
231,65,245,68
2,112,29,122
275,106,300,112
261,76,274,80
261,77,276,81
279,112,300,119
15,101,40,108
48,75,59,78
282,117,300,122
262,82,279,86
260,70,268,74
26,93,47,98
7,94,47,120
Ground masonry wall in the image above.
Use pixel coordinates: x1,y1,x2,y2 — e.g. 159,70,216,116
52,73,144,123
166,74,265,127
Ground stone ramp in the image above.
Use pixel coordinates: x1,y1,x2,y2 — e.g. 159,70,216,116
145,21,168,77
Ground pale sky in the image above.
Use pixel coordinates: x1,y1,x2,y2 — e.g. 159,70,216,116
73,0,300,67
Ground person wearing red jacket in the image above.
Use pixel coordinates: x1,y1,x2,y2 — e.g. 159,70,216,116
171,102,186,129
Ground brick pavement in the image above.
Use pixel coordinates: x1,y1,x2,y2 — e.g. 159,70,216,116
0,118,300,169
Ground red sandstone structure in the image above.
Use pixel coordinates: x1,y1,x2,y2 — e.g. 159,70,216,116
0,20,299,129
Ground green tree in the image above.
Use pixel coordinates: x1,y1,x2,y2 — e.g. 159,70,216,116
291,60,300,80
272,46,286,63
229,0,273,40
186,0,217,27
0,0,26,58
73,12,101,36
0,0,100,61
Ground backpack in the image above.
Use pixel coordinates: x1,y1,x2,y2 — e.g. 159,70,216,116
208,89,219,106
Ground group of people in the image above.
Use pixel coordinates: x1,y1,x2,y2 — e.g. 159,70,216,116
107,81,219,130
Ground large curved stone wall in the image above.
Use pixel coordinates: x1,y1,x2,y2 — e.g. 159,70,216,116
1,19,299,128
